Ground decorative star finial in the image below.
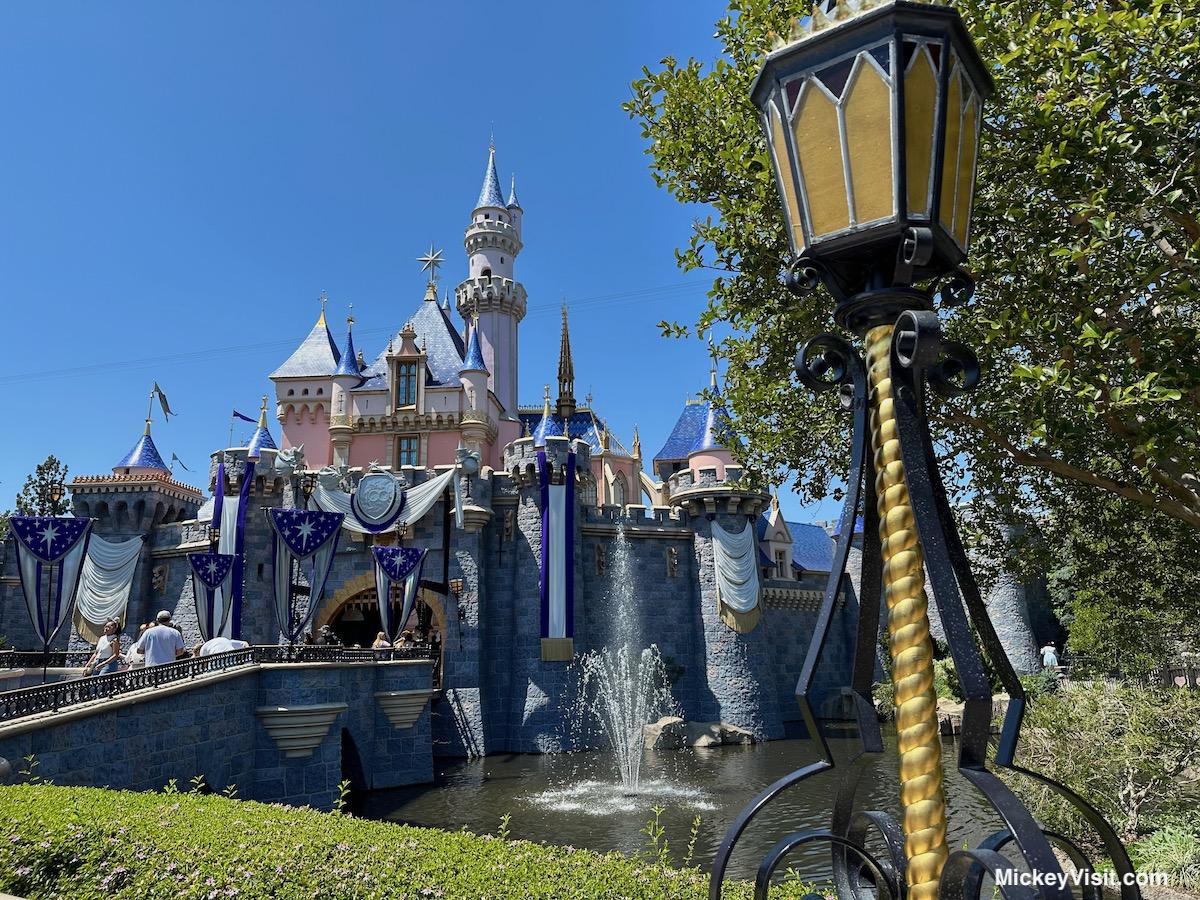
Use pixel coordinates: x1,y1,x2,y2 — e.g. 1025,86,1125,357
347,303,354,329
543,384,551,403
417,244,444,283
261,394,269,413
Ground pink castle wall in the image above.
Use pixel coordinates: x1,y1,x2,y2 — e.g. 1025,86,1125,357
348,435,387,469
426,431,463,469
689,450,734,478
283,406,331,469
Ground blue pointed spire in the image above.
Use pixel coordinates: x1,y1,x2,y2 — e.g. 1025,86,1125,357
247,397,277,459
506,174,521,209
476,144,506,209
460,317,488,375
334,314,363,378
532,386,564,447
115,419,169,472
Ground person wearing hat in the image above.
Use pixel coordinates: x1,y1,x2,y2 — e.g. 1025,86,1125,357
132,610,187,668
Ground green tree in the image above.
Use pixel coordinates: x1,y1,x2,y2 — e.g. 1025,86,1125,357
14,455,71,516
1046,494,1200,676
625,0,1200,535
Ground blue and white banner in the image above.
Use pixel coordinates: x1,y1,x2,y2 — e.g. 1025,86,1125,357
372,546,427,643
537,451,575,641
9,516,93,648
266,508,344,643
208,457,255,638
188,551,235,642
310,466,463,534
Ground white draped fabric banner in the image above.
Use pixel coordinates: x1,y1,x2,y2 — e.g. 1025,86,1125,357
310,466,463,534
711,519,761,614
76,534,144,628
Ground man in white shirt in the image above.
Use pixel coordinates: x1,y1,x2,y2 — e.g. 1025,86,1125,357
136,610,187,667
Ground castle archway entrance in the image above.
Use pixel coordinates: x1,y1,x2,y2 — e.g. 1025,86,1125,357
315,575,446,679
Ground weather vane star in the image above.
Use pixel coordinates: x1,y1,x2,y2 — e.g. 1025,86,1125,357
417,244,444,282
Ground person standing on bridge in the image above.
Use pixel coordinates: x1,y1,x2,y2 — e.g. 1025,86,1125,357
134,611,187,667
84,620,122,677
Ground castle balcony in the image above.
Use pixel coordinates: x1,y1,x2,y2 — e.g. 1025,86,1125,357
454,276,527,321
464,218,522,256
666,468,768,518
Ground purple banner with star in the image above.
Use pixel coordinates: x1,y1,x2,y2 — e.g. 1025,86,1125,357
371,546,427,643
266,507,344,644
10,516,93,648
187,551,235,642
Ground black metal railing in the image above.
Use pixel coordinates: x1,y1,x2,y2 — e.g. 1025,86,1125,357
0,648,257,723
0,643,439,724
252,644,438,664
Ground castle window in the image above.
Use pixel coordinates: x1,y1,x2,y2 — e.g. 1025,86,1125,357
302,388,309,396
775,550,788,580
481,267,492,278
484,213,490,220
611,473,627,507
287,389,295,396
397,362,418,407
726,466,743,481
397,435,419,467
501,257,505,264
317,388,323,395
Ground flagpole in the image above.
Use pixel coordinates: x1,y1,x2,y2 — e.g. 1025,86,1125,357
228,414,235,450
146,389,155,425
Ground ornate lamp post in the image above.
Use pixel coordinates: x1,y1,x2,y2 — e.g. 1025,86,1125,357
712,3,1140,899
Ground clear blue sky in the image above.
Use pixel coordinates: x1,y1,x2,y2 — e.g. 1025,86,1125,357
0,2,839,525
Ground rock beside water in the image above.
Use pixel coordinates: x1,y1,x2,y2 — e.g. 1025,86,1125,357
643,717,757,750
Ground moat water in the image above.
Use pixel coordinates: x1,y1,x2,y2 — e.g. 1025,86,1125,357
359,727,1002,883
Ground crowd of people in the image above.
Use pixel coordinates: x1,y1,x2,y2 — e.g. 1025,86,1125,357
82,610,250,676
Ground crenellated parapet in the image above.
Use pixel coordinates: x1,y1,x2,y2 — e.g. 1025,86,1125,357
666,468,769,518
454,276,527,322
207,448,286,498
503,435,592,488
70,473,204,533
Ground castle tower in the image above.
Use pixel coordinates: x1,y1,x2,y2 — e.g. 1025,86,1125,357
458,313,490,452
329,314,362,467
455,143,526,418
556,306,576,420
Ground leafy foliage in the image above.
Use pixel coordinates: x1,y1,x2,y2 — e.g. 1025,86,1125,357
1003,683,1200,847
1046,494,1200,675
625,0,1200,533
0,784,813,899
14,455,70,517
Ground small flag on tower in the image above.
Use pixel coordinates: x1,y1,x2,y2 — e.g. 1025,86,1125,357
152,383,175,420
170,452,190,472
232,410,256,423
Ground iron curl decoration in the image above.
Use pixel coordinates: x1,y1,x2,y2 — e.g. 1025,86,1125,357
932,270,976,310
786,256,825,297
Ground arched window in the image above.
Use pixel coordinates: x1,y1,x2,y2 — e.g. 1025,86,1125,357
481,267,492,278
302,388,309,396
287,389,295,396
611,473,627,508
317,388,323,395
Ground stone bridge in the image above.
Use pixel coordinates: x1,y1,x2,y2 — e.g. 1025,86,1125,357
0,656,434,810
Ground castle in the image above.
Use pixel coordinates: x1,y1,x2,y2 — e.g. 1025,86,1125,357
0,145,1047,757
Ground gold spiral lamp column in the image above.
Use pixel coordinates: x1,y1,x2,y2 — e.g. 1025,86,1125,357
865,323,949,900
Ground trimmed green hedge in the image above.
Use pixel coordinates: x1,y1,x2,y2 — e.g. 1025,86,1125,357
0,784,809,899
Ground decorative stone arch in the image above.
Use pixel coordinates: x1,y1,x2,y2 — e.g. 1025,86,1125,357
315,571,448,649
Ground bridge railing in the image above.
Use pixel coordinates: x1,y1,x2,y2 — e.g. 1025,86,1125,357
0,648,257,723
0,650,94,670
0,644,439,724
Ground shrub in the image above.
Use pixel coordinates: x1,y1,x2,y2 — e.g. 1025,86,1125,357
1002,683,1200,851
0,783,812,899
1129,825,1200,891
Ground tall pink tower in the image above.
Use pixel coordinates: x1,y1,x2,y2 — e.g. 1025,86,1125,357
455,143,525,419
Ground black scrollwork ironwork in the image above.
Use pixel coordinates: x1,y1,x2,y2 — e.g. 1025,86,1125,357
713,283,1139,900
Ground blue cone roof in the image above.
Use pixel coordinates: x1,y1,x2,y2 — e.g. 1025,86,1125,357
518,410,630,455
531,408,565,447
507,175,521,210
334,324,363,378
460,322,488,374
476,147,506,209
654,396,739,463
115,426,168,472
247,424,277,458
